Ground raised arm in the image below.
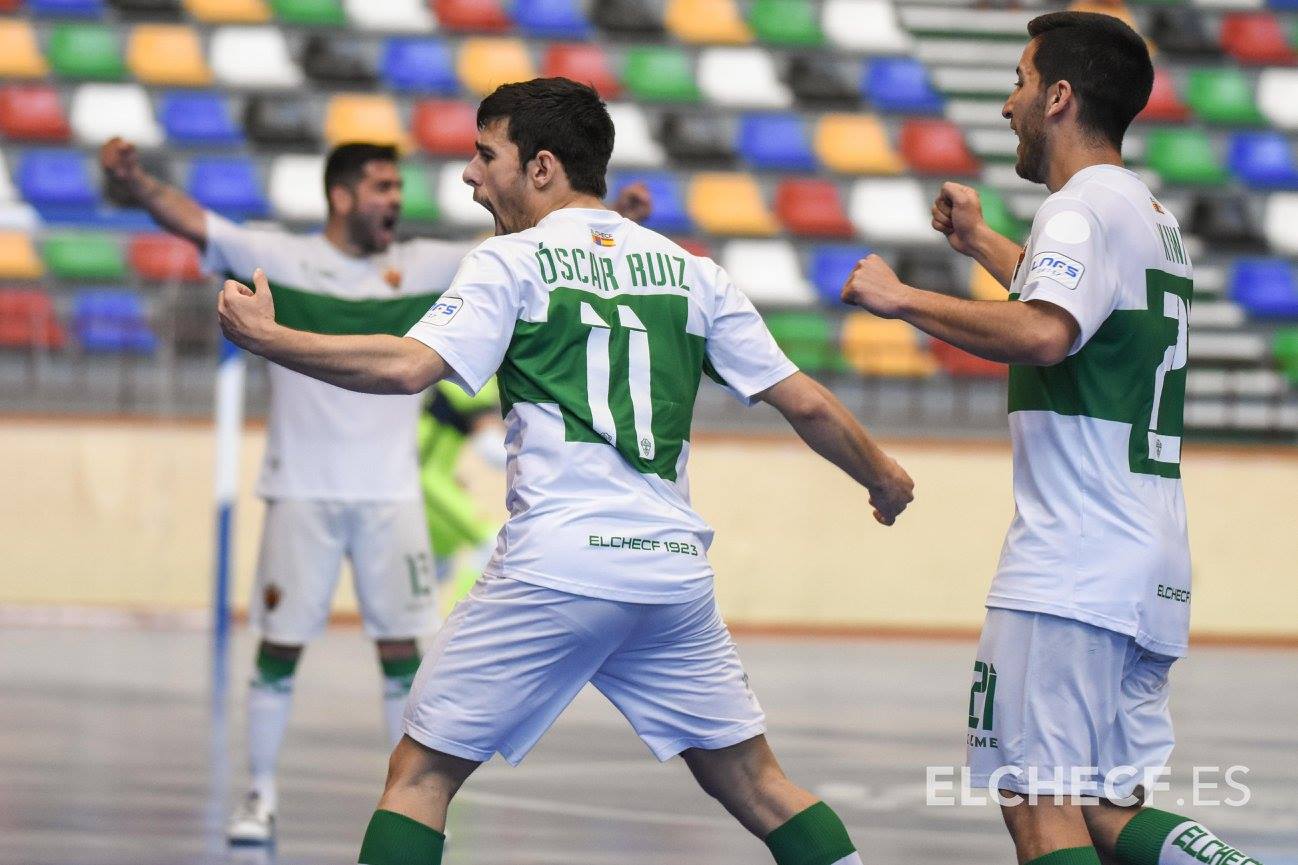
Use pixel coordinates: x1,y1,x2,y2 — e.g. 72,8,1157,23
101,137,209,248
757,372,914,526
932,182,1023,289
218,269,447,394
841,255,1077,366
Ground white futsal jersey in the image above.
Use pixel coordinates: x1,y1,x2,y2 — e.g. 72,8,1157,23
991,164,1193,657
203,212,469,500
406,207,796,604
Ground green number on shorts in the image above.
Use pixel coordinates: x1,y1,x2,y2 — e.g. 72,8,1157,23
968,660,997,731
405,553,432,597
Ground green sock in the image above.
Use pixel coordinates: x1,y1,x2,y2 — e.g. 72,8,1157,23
1115,808,1263,865
380,656,422,688
1025,847,1102,865
255,646,298,685
358,809,445,865
764,801,857,865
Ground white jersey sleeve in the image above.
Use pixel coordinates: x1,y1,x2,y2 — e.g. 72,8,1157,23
1018,197,1115,355
704,266,798,405
405,245,520,396
201,211,290,278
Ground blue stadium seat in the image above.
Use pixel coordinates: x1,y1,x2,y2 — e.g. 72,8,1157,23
513,0,592,38
160,92,241,145
380,38,458,94
1228,133,1298,189
28,0,105,16
863,57,943,114
1230,259,1298,319
188,157,268,219
1269,0,1298,9
73,289,157,354
810,245,872,305
610,172,692,234
736,114,817,171
18,148,97,210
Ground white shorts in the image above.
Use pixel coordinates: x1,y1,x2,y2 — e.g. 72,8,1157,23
251,498,438,644
402,573,766,765
966,607,1177,799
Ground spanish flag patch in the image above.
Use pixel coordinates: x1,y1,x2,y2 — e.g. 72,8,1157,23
591,230,616,248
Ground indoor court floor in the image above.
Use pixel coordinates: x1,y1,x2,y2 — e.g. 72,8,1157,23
2,626,1295,865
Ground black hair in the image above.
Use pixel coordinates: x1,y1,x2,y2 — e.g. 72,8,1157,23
476,77,614,198
323,142,399,210
1027,11,1154,149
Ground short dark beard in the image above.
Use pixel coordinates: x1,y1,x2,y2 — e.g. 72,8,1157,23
1014,92,1049,184
345,209,384,255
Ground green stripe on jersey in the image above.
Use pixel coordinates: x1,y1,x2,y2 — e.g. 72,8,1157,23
230,273,440,337
1008,270,1192,478
498,287,706,482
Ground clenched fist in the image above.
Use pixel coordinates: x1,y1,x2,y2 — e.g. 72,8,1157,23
868,455,915,527
218,268,277,354
100,137,150,206
932,182,988,257
840,254,911,319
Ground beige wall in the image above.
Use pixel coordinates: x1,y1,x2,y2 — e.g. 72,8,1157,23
3,418,1296,640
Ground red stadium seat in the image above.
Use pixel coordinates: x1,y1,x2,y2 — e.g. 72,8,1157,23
128,233,203,282
774,179,854,238
412,98,478,156
0,289,65,350
432,0,511,32
672,237,711,259
0,85,70,142
1221,13,1296,66
1137,67,1189,123
899,119,980,176
931,339,1006,379
0,0,22,11
542,44,620,99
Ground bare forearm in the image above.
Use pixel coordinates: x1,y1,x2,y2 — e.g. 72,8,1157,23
776,380,889,490
896,289,1055,365
969,225,1024,290
255,328,442,395
132,174,208,247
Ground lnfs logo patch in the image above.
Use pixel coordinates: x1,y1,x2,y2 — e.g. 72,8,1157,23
421,296,463,327
1028,251,1086,290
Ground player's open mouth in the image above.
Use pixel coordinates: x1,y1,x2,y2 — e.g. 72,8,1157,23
381,214,397,231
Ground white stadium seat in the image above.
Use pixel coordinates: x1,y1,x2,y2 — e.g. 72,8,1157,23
344,0,435,32
437,161,493,228
607,103,665,168
269,155,327,222
0,150,16,202
210,26,304,90
1264,193,1298,256
0,202,41,231
697,48,791,109
1258,70,1298,130
720,240,814,308
848,179,937,244
822,0,911,53
70,83,162,147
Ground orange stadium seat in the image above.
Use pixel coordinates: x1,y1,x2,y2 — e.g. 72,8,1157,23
324,94,407,148
183,0,271,23
0,290,65,350
542,44,620,99
129,234,204,282
128,25,213,86
813,114,903,175
970,262,1009,301
841,312,936,378
1138,67,1189,123
900,119,980,176
0,20,49,80
0,232,45,280
664,0,752,44
775,179,854,238
687,173,778,236
1221,12,1296,66
434,0,511,32
412,99,478,156
0,85,71,142
457,38,537,96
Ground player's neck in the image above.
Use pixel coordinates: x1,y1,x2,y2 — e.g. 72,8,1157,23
323,218,369,258
527,192,610,228
1044,139,1124,193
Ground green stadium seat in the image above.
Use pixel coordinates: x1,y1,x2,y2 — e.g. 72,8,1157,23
764,310,844,373
623,46,699,103
399,163,439,223
977,186,1026,243
749,0,822,46
1145,129,1227,185
1274,328,1298,386
47,24,125,80
272,0,344,24
1185,68,1265,126
43,233,126,280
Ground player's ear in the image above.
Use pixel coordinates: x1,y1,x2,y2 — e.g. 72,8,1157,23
327,182,354,215
1045,80,1073,120
530,150,558,191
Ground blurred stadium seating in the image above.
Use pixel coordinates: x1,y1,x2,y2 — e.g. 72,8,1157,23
0,0,1295,436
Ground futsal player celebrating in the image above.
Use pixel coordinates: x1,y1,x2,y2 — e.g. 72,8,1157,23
841,12,1265,865
217,77,915,865
100,138,649,846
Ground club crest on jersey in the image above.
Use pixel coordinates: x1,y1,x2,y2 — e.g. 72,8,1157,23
421,295,463,327
1150,197,1165,215
591,230,616,248
1028,251,1085,290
